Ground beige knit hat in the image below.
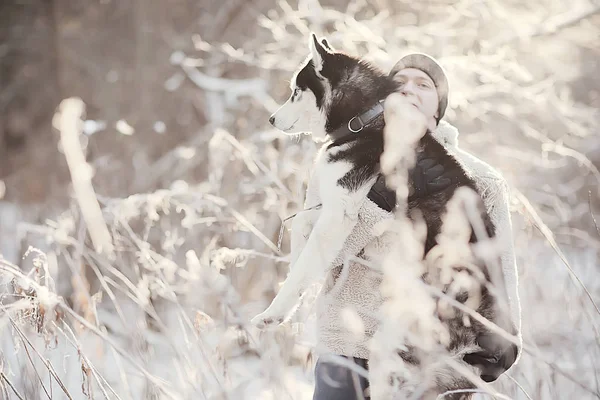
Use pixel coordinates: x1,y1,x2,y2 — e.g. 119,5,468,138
389,53,449,122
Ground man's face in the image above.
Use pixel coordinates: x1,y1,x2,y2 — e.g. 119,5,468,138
392,68,439,130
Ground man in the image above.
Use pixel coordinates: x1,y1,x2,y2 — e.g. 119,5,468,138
312,53,522,399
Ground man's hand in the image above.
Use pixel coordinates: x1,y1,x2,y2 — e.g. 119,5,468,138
368,154,463,211
463,332,519,382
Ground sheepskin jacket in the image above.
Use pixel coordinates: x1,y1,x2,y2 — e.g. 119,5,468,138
313,120,522,365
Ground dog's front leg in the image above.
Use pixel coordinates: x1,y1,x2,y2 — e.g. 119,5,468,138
288,208,320,268
251,204,358,328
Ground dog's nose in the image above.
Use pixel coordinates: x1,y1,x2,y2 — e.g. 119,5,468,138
269,116,275,125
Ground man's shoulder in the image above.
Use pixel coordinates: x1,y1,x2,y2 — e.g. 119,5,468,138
435,122,507,183
434,121,511,204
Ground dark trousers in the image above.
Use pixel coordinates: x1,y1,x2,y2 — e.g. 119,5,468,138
312,356,370,400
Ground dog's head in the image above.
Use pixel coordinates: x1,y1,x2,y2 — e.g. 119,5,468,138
269,33,394,141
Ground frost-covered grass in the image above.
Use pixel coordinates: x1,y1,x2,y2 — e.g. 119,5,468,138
1,188,599,399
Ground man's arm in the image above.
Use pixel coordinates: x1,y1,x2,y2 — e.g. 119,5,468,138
450,147,522,379
431,121,523,375
451,146,522,333
461,174,522,381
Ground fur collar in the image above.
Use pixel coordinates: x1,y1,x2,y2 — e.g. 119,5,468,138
431,120,460,147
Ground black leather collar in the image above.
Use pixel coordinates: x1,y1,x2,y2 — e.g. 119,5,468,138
328,100,385,144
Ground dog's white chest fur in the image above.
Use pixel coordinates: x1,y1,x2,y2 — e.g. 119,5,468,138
314,144,370,214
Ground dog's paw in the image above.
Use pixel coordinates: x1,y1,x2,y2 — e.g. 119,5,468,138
251,312,285,329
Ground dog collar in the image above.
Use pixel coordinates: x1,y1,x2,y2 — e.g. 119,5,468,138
328,100,385,143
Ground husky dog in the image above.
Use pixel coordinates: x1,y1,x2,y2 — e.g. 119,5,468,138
252,34,400,326
252,33,516,397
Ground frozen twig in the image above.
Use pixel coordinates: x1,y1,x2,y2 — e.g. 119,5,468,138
542,142,600,197
213,128,293,198
0,373,25,400
12,328,52,399
438,357,512,400
0,261,178,400
227,206,283,255
590,191,600,239
481,4,600,51
180,61,267,105
56,306,179,399
55,97,114,256
506,374,534,400
56,322,123,400
514,190,600,319
529,4,599,39
436,388,511,399
9,318,74,400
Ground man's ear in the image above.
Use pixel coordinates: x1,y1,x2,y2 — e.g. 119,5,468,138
309,32,332,74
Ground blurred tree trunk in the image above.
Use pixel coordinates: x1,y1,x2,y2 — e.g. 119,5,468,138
0,0,63,204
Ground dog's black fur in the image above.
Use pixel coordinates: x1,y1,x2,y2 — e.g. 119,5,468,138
303,35,517,394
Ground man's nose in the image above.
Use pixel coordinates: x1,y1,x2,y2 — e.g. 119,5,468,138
400,81,416,96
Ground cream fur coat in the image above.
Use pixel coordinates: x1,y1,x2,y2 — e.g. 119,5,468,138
311,120,522,368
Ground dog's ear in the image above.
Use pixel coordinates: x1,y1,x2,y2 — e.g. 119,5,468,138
309,32,332,74
320,38,333,51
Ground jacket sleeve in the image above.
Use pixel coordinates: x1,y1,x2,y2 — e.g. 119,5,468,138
487,175,523,355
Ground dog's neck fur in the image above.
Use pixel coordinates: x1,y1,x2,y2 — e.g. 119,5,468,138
324,63,400,140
